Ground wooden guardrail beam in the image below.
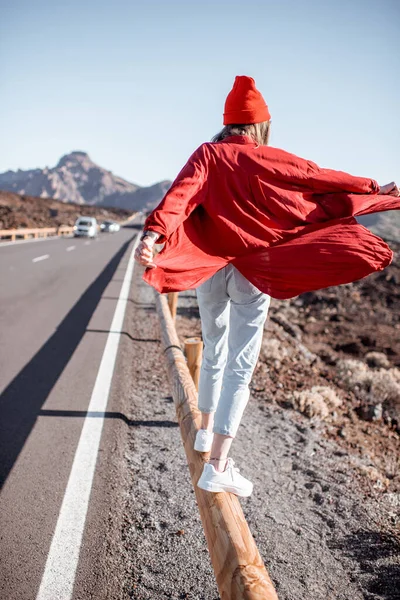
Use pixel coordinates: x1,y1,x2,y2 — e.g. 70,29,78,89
155,291,278,600
0,211,138,242
0,228,57,235
0,226,75,241
119,212,139,226
167,291,179,320
184,337,203,391
57,226,74,235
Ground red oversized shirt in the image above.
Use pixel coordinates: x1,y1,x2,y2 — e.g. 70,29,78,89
143,135,399,299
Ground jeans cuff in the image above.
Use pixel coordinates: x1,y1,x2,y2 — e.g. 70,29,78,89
212,426,235,438
198,406,216,414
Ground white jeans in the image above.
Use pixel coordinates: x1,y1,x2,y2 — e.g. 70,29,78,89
195,264,271,437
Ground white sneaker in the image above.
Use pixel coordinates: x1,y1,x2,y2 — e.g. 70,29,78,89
194,429,214,452
197,458,253,497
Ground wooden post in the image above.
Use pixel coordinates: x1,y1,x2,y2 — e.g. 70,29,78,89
167,291,178,320
155,291,278,600
184,337,203,391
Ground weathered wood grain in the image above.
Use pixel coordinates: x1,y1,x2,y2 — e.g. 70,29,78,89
184,337,203,391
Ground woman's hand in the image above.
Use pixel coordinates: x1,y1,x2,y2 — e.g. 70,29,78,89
134,237,157,269
378,181,399,196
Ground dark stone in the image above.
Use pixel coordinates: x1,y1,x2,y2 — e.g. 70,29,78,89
313,492,325,505
359,403,383,422
334,340,362,355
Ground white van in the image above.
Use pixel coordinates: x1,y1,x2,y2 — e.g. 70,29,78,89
73,216,98,238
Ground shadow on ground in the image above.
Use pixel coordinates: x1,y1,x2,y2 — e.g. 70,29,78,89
330,530,400,599
38,409,178,428
0,235,135,488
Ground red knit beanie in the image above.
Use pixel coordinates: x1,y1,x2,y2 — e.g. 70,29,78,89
223,75,271,125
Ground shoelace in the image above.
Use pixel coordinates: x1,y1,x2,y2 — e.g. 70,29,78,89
228,459,240,473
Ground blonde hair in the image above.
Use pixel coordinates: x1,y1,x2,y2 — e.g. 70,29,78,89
211,120,271,146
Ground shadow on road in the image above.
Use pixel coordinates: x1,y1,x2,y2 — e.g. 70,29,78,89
38,409,178,428
0,235,136,489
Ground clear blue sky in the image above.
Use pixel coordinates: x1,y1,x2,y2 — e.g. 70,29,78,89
1,0,399,187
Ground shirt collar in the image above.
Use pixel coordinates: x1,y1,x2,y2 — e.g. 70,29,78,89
218,134,257,145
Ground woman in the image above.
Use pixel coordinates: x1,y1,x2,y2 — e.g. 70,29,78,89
134,75,399,497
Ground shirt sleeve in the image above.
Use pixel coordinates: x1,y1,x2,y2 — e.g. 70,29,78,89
304,161,400,219
143,143,209,244
305,160,380,194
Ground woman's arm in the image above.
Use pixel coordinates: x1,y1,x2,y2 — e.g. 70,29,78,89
379,181,399,196
134,233,159,269
264,148,380,195
142,143,210,244
135,143,210,268
300,160,399,218
305,159,380,194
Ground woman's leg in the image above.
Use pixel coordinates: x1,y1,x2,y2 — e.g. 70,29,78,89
196,269,230,427
209,267,271,470
201,412,214,432
209,293,270,470
209,433,233,472
212,292,270,437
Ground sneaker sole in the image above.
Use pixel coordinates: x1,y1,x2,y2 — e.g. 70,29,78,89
197,480,253,497
194,442,212,452
194,435,213,452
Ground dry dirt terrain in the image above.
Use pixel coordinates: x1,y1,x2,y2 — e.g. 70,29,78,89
102,241,399,600
0,190,133,229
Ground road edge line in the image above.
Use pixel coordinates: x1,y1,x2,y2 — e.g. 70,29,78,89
36,233,140,600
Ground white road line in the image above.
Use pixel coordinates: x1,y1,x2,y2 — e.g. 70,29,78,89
32,254,50,263
84,241,91,245
66,245,75,252
36,233,141,600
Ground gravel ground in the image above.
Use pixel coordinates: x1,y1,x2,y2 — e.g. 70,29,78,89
113,260,400,600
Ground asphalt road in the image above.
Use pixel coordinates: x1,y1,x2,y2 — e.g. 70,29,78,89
0,223,142,599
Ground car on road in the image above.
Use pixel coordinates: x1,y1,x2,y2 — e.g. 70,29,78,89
73,217,98,238
100,220,120,233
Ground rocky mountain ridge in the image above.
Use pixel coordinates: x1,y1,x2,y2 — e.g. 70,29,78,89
0,190,132,230
0,151,171,212
358,211,400,242
1,152,398,240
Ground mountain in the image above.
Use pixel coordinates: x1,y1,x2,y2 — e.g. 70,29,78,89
0,190,132,230
0,151,171,212
357,212,400,242
1,152,398,240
